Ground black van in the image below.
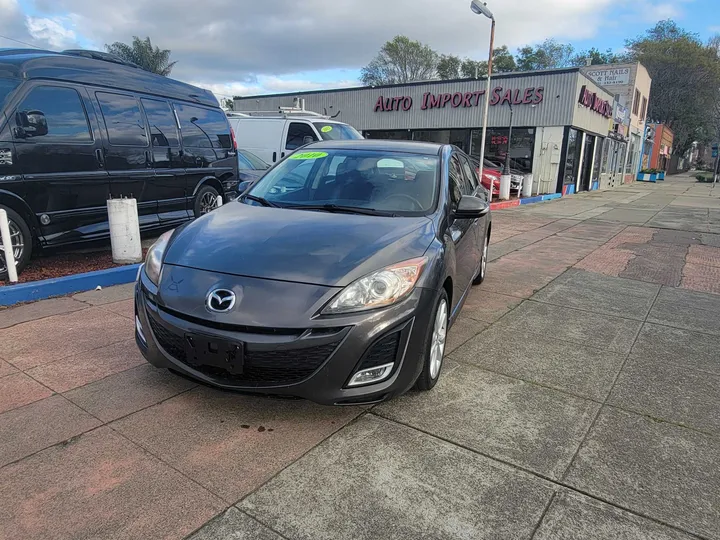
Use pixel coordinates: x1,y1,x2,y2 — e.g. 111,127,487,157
0,49,239,277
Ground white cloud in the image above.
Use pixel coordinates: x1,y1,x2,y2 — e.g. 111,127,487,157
193,76,360,102
32,0,616,85
26,17,77,49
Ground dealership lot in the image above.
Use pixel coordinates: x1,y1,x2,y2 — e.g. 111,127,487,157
1,174,719,540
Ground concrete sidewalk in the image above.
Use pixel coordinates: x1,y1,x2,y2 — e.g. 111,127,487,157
0,174,718,539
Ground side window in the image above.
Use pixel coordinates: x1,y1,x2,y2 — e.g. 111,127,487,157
175,104,232,149
286,122,317,150
459,154,479,190
448,155,465,206
96,92,148,146
237,153,253,169
141,98,178,147
14,86,91,142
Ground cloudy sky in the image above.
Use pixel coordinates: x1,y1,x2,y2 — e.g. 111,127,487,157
1,0,717,100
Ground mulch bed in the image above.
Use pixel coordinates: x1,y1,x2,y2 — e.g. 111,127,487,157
1,248,147,287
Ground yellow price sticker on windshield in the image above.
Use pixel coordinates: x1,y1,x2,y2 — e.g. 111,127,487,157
290,151,328,160
320,125,333,133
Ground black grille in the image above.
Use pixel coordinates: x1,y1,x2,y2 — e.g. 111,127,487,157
148,314,338,386
358,332,400,370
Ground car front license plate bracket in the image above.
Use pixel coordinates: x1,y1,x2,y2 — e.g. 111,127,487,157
184,333,244,374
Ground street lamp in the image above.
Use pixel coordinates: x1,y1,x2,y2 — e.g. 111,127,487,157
469,0,495,188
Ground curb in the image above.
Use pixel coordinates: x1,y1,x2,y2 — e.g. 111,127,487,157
1,264,141,307
489,192,562,211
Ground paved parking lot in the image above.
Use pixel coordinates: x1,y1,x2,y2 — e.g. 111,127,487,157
1,174,719,540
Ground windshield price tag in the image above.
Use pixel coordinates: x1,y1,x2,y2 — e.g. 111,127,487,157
320,126,333,133
290,151,328,160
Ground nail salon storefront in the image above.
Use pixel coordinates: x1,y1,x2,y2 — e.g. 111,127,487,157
234,68,616,195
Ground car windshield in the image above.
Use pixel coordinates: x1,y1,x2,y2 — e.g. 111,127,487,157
313,123,363,141
238,149,269,170
246,149,439,216
0,78,20,110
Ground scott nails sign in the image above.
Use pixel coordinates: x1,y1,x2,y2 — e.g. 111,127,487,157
578,85,613,118
373,86,544,112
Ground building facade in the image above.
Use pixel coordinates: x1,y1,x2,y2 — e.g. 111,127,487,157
234,68,617,195
647,124,674,171
581,62,652,183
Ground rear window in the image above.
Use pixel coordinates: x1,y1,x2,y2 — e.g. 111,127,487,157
313,122,363,141
176,104,232,149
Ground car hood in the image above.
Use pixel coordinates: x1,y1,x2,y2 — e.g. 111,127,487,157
164,201,435,287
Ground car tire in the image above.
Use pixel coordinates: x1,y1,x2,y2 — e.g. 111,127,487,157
193,185,220,218
414,289,449,392
0,205,32,280
473,231,489,285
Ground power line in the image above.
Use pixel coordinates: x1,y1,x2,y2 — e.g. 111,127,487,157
0,34,44,50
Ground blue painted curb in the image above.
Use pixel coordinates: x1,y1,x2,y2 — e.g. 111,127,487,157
0,264,141,307
542,193,562,201
519,195,543,205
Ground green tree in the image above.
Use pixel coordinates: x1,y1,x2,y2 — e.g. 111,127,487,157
492,45,517,73
571,47,625,66
625,21,720,156
516,39,574,71
361,35,438,85
105,36,177,76
437,54,462,80
461,58,487,78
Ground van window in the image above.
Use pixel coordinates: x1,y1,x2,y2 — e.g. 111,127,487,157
0,78,20,110
175,104,232,149
96,92,148,146
313,122,363,141
141,98,178,147
15,86,91,142
286,122,317,150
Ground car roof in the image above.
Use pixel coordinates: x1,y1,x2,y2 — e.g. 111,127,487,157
0,48,218,108
304,139,445,156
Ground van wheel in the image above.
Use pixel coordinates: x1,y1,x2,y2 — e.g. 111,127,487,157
0,205,32,280
193,185,220,218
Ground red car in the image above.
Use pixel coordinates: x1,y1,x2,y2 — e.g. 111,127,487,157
480,167,501,196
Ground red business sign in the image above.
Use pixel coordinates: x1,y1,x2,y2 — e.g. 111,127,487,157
578,85,612,118
373,86,544,112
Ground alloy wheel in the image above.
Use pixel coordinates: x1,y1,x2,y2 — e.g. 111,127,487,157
0,218,24,274
199,192,218,215
429,298,448,379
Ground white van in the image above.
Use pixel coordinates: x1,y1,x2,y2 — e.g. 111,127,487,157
227,110,363,165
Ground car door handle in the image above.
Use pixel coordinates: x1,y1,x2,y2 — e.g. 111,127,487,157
94,149,104,168
272,152,277,162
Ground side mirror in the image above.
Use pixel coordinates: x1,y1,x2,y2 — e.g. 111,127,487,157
237,180,255,193
454,195,489,219
302,135,315,145
16,110,48,137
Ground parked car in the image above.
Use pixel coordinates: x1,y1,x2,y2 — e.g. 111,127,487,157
0,49,239,278
237,149,270,192
471,157,523,195
227,112,363,166
135,140,491,405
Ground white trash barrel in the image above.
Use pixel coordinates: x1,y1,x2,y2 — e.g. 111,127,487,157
499,174,512,201
522,173,533,197
107,198,142,264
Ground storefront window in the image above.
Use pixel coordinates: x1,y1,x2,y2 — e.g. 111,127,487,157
469,127,535,172
616,143,626,174
364,130,412,140
563,128,581,185
600,138,611,174
626,135,639,173
592,137,603,182
413,130,470,153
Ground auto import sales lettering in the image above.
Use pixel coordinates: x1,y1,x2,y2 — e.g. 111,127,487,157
373,86,544,112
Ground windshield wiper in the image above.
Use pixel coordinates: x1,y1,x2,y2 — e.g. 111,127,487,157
284,204,396,217
243,194,279,208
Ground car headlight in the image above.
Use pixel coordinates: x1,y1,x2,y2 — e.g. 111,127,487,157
323,257,427,315
144,229,174,286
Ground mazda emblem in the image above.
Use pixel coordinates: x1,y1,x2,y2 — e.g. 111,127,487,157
206,288,236,313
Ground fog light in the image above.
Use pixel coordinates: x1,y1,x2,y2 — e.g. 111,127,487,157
135,315,147,345
347,363,394,387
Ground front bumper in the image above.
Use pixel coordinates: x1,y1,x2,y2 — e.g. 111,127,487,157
134,271,437,405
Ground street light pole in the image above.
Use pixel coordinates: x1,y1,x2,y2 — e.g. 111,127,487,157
470,1,495,186
504,102,513,174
